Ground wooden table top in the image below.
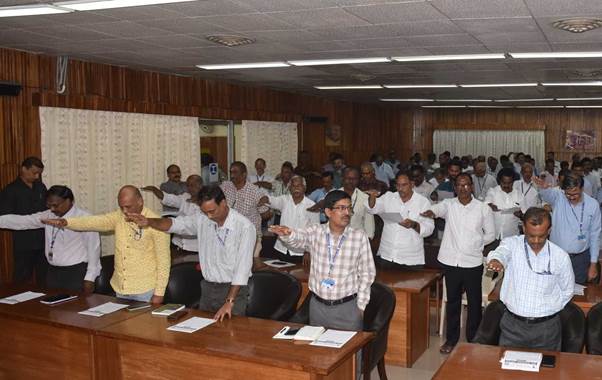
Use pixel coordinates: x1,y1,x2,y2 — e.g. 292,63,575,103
254,258,441,293
0,286,153,332
98,309,374,376
433,343,602,379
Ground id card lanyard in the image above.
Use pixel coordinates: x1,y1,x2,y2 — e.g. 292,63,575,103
48,226,62,262
326,232,346,277
569,202,585,239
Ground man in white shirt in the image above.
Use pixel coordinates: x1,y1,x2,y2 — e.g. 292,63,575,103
472,161,497,201
571,160,594,196
366,172,434,269
487,156,500,177
127,185,255,321
485,168,524,240
583,157,600,196
513,163,542,210
372,154,395,185
540,159,558,188
252,158,274,192
340,167,375,239
259,176,319,264
411,165,435,202
0,185,101,292
422,173,495,354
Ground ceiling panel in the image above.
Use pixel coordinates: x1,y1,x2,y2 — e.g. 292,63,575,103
431,0,531,19
342,2,448,24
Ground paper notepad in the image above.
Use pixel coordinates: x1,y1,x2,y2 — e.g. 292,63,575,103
310,329,356,348
264,259,296,269
500,350,542,372
0,291,45,305
293,326,326,341
78,302,129,317
167,317,215,333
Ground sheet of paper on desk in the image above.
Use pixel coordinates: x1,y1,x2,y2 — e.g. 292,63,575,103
500,207,521,215
78,302,129,317
500,350,542,372
167,316,215,333
574,283,586,296
310,329,356,348
263,259,296,268
0,291,45,304
379,212,403,224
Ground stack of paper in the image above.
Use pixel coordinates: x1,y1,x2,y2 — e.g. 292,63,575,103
574,283,586,296
78,302,129,317
263,260,296,269
167,317,215,333
310,330,356,348
151,304,185,316
0,291,45,305
500,350,542,372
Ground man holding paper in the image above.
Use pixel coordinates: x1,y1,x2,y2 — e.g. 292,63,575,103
485,168,525,241
487,207,574,351
365,172,434,270
270,190,376,331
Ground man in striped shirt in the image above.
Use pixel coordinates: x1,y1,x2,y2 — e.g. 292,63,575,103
270,190,376,331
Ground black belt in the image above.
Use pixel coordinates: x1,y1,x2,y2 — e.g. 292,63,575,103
506,309,559,324
313,293,357,306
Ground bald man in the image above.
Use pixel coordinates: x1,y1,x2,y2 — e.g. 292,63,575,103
43,186,170,303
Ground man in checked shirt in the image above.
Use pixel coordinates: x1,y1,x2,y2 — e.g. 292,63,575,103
270,190,375,331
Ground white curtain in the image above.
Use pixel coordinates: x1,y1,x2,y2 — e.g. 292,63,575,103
433,129,545,166
40,107,200,255
239,120,298,176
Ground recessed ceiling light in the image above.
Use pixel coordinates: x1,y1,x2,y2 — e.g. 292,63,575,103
314,85,382,90
0,4,71,17
542,81,602,86
206,35,255,47
556,97,602,101
460,83,538,88
552,18,602,33
495,98,555,102
196,62,290,70
509,52,602,59
383,84,458,88
391,53,505,62
288,57,390,66
55,0,196,11
437,99,493,102
380,98,434,102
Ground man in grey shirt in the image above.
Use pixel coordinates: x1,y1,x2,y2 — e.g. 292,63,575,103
160,164,187,214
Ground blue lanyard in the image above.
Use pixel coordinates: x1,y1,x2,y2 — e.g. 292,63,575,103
569,202,585,235
521,181,533,197
326,232,345,276
214,225,229,246
523,237,551,275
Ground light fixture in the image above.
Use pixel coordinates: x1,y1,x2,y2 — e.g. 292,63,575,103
566,105,602,108
495,98,555,102
509,52,602,59
467,105,513,108
0,4,71,17
552,18,602,33
391,53,505,62
380,98,434,102
542,81,602,86
556,97,602,101
516,106,565,108
288,57,390,66
314,85,382,90
383,84,458,88
55,0,196,11
206,35,255,47
437,99,493,102
421,105,466,108
196,62,290,70
460,83,538,88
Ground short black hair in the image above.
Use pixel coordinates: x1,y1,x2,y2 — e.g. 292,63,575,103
321,171,334,179
571,161,584,170
281,161,294,170
561,172,584,190
255,158,266,165
545,158,555,165
230,161,247,174
21,157,44,169
448,159,462,170
323,190,351,209
456,172,473,184
198,185,226,205
47,185,74,201
166,164,180,173
395,170,412,181
410,164,425,174
497,168,516,183
523,207,552,228
343,166,360,176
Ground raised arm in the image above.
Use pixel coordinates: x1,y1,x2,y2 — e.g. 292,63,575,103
141,186,164,200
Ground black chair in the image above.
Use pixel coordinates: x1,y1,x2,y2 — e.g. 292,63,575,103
560,301,586,353
289,283,396,380
246,271,301,321
163,262,203,308
586,302,602,354
473,300,506,345
94,255,115,296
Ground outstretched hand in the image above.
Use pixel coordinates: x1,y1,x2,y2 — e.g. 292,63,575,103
41,218,67,228
420,210,436,219
125,213,149,227
268,225,292,236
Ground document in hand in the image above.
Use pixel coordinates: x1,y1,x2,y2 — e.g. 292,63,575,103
379,212,404,224
500,350,542,372
310,329,357,348
167,317,215,333
78,302,129,317
0,291,45,304
151,304,185,316
574,283,586,296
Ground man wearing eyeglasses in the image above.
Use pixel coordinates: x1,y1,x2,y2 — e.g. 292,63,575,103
486,207,574,351
269,190,375,331
533,172,601,284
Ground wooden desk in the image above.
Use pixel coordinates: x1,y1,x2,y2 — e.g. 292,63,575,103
96,309,373,380
254,258,442,367
433,342,602,379
0,287,148,380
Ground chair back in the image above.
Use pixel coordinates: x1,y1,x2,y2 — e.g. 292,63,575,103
473,300,506,345
163,262,203,308
586,302,602,354
94,255,115,296
247,271,301,321
560,301,586,353
363,282,396,374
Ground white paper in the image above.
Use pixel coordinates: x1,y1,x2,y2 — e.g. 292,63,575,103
167,316,215,333
294,325,326,341
310,329,357,348
574,283,586,296
500,350,542,372
0,291,45,305
264,259,296,268
500,207,521,215
78,302,129,317
379,212,403,224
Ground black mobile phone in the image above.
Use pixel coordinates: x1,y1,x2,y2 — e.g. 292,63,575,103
127,302,151,312
41,294,72,302
541,354,556,368
167,310,188,321
284,328,300,336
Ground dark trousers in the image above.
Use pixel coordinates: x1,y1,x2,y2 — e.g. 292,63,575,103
569,249,590,285
13,249,48,287
442,263,483,345
199,280,248,316
46,262,87,292
499,311,562,351
378,257,424,271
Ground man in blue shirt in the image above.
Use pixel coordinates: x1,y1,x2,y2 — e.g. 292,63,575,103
487,207,574,351
308,172,334,223
534,173,601,284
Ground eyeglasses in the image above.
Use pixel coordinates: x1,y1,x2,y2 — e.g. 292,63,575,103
331,205,354,213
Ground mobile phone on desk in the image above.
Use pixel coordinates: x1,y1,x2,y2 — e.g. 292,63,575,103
541,354,556,368
167,310,188,321
284,328,300,336
127,301,151,312
40,294,78,305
